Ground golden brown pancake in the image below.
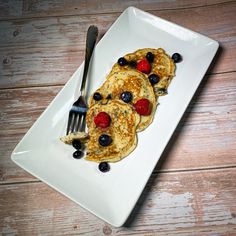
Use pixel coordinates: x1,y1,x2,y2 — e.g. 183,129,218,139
61,48,176,164
89,70,156,131
60,132,88,144
86,100,140,163
108,48,176,97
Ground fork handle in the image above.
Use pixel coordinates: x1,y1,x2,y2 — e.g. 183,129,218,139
80,25,98,96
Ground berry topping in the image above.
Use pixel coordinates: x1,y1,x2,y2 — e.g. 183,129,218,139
120,91,133,103
93,92,102,101
134,98,152,116
98,162,110,172
99,134,112,146
118,57,128,66
136,59,151,74
73,150,83,159
171,53,182,63
72,139,82,150
129,60,137,68
148,74,160,85
146,52,154,63
94,112,111,128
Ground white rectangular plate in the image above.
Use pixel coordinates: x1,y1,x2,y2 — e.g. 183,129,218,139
11,7,219,227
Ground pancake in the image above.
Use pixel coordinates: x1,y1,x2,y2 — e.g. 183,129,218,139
60,132,88,144
61,47,177,165
108,48,176,97
86,100,140,163
89,70,157,132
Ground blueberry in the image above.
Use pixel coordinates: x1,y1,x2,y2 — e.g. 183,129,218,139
99,134,112,146
129,60,137,68
72,139,82,150
93,92,102,101
171,53,182,63
148,74,160,85
98,162,110,172
73,150,83,159
146,52,154,63
118,57,128,66
120,91,133,103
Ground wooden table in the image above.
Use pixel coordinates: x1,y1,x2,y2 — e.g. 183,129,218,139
0,1,236,235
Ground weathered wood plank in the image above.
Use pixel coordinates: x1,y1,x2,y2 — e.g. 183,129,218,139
1,2,236,88
0,0,231,20
0,86,61,183
0,169,235,235
0,133,35,183
0,134,36,184
0,72,235,183
21,0,234,18
0,0,23,19
0,86,61,135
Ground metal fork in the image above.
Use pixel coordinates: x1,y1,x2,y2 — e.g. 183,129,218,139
66,25,98,135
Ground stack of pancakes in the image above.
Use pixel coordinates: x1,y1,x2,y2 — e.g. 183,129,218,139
86,48,176,163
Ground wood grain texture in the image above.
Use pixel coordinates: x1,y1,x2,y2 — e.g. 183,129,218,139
0,86,61,183
0,0,232,20
1,1,236,88
1,72,235,183
0,86,61,135
0,0,23,19
0,169,236,235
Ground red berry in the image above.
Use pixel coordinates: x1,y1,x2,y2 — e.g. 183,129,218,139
134,99,152,116
94,112,111,128
136,59,151,74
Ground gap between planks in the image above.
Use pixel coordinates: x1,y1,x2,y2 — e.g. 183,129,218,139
0,0,234,22
0,83,66,91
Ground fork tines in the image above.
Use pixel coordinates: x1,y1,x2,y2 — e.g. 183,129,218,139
66,98,88,135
